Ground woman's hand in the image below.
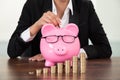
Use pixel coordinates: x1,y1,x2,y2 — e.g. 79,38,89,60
28,54,45,61
37,11,61,27
30,11,61,36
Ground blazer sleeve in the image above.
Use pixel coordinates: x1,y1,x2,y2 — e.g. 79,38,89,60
83,1,112,59
7,0,35,58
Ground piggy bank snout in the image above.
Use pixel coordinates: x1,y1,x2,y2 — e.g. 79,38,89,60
54,46,67,56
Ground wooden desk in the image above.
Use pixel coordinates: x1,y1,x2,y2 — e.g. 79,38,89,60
0,57,120,80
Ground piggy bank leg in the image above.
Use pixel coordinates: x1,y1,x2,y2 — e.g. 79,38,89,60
45,60,55,66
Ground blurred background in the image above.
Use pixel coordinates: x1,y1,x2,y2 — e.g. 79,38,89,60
0,0,120,57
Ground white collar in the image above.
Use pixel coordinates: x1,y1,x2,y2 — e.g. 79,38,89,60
52,0,73,15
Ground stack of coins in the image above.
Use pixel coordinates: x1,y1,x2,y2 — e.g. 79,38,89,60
43,68,49,74
72,56,78,73
65,60,71,74
57,63,63,73
35,55,86,76
36,69,42,75
51,66,56,74
80,53,86,73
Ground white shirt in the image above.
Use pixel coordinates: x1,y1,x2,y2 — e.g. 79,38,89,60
52,0,73,28
20,0,87,58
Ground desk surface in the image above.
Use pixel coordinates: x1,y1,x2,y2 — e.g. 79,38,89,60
0,57,120,80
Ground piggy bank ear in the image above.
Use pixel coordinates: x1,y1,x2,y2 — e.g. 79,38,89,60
65,23,79,35
41,24,56,35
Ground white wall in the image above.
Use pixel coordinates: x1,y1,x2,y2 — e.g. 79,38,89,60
95,0,120,42
0,0,26,41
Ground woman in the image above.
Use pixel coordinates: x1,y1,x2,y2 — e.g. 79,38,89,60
7,0,112,61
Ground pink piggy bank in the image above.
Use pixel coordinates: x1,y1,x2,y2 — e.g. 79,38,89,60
40,23,80,66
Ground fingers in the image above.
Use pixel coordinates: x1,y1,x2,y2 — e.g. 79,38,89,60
46,11,61,26
38,11,61,27
29,11,61,37
28,54,45,62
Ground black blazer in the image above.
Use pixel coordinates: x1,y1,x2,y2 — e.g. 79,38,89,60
7,0,112,59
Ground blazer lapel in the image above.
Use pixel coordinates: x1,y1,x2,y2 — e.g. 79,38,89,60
43,0,52,12
69,0,81,26
69,10,80,26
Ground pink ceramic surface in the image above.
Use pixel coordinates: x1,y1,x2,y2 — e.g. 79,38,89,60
40,23,80,66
